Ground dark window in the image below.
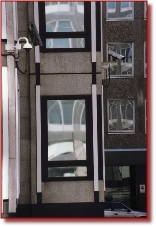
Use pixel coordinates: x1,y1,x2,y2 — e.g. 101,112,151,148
41,96,93,181
39,2,91,52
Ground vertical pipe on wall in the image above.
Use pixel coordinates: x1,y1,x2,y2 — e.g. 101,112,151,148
34,2,40,63
2,67,9,201
2,2,7,39
34,2,42,193
91,2,99,199
92,85,99,193
13,2,18,41
15,68,20,199
100,2,103,62
101,85,105,191
91,2,96,63
36,86,42,193
100,2,105,193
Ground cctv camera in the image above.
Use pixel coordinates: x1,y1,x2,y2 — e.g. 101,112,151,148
108,50,125,61
15,37,32,52
28,22,43,47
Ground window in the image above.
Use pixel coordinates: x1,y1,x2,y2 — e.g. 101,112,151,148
106,2,134,21
41,96,93,181
39,2,91,51
108,100,135,133
107,43,134,77
105,166,130,204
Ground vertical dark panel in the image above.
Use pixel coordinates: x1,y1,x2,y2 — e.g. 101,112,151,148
37,193,42,204
35,63,40,85
96,2,101,51
94,191,99,202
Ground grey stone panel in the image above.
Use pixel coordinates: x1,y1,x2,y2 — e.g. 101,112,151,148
19,182,31,204
6,2,14,43
40,74,92,96
106,79,135,99
106,21,135,43
18,74,30,97
134,2,144,19
99,180,104,202
8,159,17,212
20,139,31,160
20,97,30,118
42,181,94,203
9,107,16,159
31,160,37,204
40,52,92,74
20,160,31,183
28,2,34,22
20,117,30,139
107,134,144,149
17,2,28,32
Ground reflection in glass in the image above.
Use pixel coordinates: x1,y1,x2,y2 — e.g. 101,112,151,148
45,2,84,32
47,100,86,161
46,38,85,48
48,166,87,177
108,100,134,131
108,43,133,76
105,166,130,206
107,2,133,20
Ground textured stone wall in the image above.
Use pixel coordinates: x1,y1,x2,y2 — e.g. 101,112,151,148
102,2,146,149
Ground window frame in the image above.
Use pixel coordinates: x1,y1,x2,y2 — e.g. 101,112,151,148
39,1,91,52
107,42,134,78
107,99,135,134
106,2,134,21
41,95,93,182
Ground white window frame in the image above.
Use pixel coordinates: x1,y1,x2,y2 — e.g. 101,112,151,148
106,2,134,21
107,42,134,78
107,99,135,134
144,41,147,77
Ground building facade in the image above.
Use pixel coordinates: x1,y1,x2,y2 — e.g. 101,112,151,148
1,1,147,217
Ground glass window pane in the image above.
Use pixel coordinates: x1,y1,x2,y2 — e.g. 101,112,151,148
46,38,85,48
107,2,133,20
108,100,134,131
105,166,130,205
48,166,87,177
45,2,84,32
47,100,86,161
108,43,133,76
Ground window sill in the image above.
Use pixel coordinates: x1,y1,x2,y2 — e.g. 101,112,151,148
106,18,134,22
108,132,135,135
